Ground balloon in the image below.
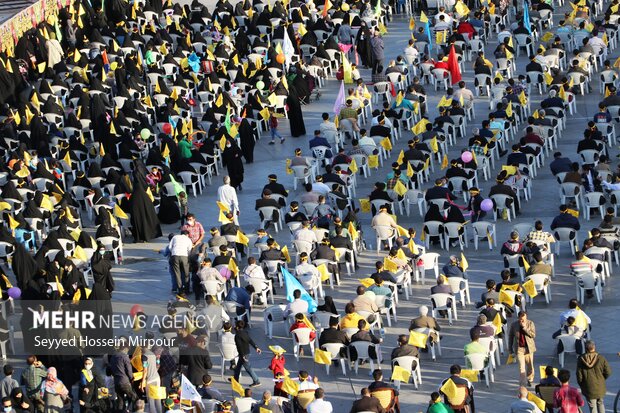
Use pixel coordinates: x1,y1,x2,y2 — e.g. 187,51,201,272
256,81,265,90
481,199,494,212
461,151,473,163
162,123,172,134
130,304,144,317
7,287,21,299
276,54,285,64
416,259,424,267
140,128,151,140
341,2,350,11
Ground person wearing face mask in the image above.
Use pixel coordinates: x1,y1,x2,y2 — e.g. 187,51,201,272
79,358,106,413
1,397,16,413
142,339,163,413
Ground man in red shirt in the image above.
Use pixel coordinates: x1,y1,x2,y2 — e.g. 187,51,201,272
553,369,585,413
434,53,449,71
524,126,545,146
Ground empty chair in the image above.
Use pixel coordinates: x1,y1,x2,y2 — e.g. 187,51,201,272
554,228,578,256
416,252,439,284
263,305,287,339
471,221,497,251
391,356,422,389
556,334,578,368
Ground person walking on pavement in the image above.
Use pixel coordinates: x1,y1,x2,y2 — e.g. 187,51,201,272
509,311,537,387
576,340,611,413
232,320,262,387
370,31,385,74
168,230,193,295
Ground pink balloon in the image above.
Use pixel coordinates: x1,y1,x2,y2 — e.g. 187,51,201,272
461,151,473,163
130,304,144,317
481,199,494,212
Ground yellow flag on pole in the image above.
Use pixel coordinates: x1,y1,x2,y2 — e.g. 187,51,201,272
314,349,332,365
281,246,291,263
236,230,249,246
440,379,458,400
460,253,468,272
499,290,515,307
230,377,244,396
394,180,408,197
527,392,546,412
281,377,299,396
460,369,479,382
522,279,537,298
419,11,428,23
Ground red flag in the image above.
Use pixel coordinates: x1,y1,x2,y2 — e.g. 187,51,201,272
447,45,461,85
389,82,396,97
322,0,329,17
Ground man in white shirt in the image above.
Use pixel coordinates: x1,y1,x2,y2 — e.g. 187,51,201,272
284,289,309,318
307,388,333,413
587,35,607,55
453,80,475,110
403,39,419,64
295,221,318,245
295,253,321,294
198,258,226,296
217,175,239,223
311,176,331,196
243,257,266,282
434,7,453,25
297,371,319,391
319,113,339,146
168,230,193,294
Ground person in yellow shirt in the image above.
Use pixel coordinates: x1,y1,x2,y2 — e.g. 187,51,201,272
340,302,366,330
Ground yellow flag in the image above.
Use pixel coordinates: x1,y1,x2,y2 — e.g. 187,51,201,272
394,180,408,197
499,290,515,307
148,385,167,400
527,392,546,412
460,253,468,272
605,87,611,98
409,16,415,30
455,1,470,15
506,102,513,118
522,279,537,298
215,94,224,107
506,353,516,365
228,259,239,275
522,256,530,273
55,276,65,296
230,377,244,396
396,249,407,260
397,150,405,165
574,310,588,330
348,222,358,240
435,30,446,44
1,274,12,288
539,366,558,379
368,155,379,168
419,11,428,23
380,137,392,151
460,369,479,382
383,257,398,273
298,23,307,37
437,95,452,108
31,92,40,109
236,230,249,246
441,154,449,170
314,349,332,365
219,136,227,151
396,225,408,237
412,118,430,135
408,239,419,255
360,278,374,287
37,62,46,74
259,107,270,120
267,93,277,106
506,37,514,60
493,313,503,334
286,158,293,175
533,109,540,119
359,198,371,213
7,214,19,230
73,245,87,261
349,158,358,174
391,365,411,383
429,137,439,153
281,246,291,263
408,330,428,347
406,162,414,178
440,379,458,400
114,204,128,219
541,32,554,42
544,71,553,85
317,264,330,282
281,377,299,396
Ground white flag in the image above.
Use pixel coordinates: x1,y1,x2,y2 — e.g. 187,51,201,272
180,374,202,402
283,30,295,67
332,80,345,115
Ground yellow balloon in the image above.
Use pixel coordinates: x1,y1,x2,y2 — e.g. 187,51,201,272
341,2,350,11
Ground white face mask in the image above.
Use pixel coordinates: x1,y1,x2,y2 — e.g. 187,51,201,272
85,364,93,370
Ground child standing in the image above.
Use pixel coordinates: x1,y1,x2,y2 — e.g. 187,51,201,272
268,109,285,145
268,346,287,397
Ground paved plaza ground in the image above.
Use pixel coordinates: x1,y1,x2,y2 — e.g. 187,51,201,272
7,2,620,412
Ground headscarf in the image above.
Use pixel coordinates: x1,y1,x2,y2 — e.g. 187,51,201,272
44,367,69,398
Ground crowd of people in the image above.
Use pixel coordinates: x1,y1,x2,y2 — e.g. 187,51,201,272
0,0,618,410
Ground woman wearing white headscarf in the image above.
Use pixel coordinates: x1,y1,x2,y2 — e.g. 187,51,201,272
41,367,69,413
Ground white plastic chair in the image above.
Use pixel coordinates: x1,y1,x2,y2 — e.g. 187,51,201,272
554,228,578,256
575,272,602,304
373,225,397,252
465,353,494,387
218,342,239,378
321,343,347,375
391,356,422,389
524,274,551,304
557,334,578,368
446,277,471,307
291,327,316,361
471,221,497,251
416,252,439,284
430,293,457,324
349,341,378,374
412,327,442,360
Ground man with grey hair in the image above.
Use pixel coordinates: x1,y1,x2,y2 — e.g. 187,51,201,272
409,305,441,348
217,175,239,223
576,340,612,413
509,386,542,413
470,314,495,338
